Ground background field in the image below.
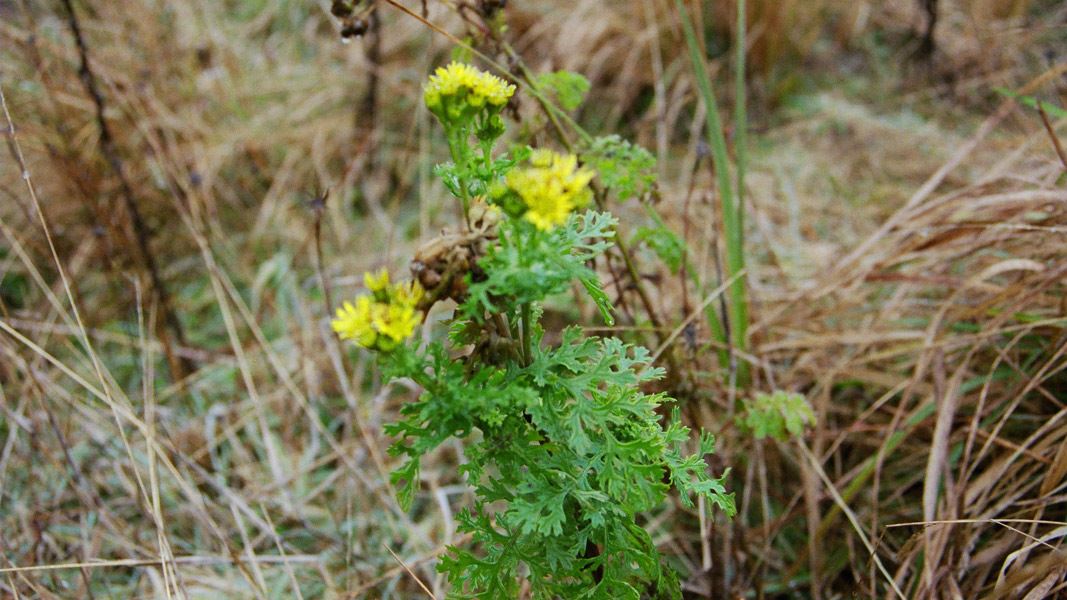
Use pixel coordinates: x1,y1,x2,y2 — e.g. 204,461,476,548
1,0,1066,597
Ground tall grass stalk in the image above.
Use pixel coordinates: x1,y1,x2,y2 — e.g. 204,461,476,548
735,0,748,234
675,0,750,385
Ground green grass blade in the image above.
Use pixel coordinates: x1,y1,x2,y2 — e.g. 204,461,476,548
674,0,750,385
735,0,748,235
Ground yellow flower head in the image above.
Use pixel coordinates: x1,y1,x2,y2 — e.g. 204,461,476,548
393,279,424,307
424,62,515,116
331,297,379,349
331,270,424,351
505,150,595,231
372,303,421,349
364,268,390,294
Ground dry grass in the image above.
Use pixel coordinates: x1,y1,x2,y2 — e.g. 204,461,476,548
1,0,1065,597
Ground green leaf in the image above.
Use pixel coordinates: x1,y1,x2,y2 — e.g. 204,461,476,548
739,390,815,442
631,209,685,274
534,70,591,111
663,409,736,515
994,87,1067,118
463,211,617,325
582,135,657,200
391,459,420,512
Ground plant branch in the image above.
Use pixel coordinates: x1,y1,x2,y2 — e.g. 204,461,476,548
1037,104,1067,173
60,0,191,381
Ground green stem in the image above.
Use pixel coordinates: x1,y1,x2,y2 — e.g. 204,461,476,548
446,127,472,226
491,312,522,363
675,0,750,386
520,302,533,366
735,0,748,236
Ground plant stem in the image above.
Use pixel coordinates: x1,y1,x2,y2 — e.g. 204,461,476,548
61,0,192,382
520,302,532,366
446,128,472,226
675,0,750,386
735,0,748,235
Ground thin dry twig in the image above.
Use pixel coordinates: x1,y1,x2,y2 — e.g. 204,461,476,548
1036,104,1067,172
384,546,437,599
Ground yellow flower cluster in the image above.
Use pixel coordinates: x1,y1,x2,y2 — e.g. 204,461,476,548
506,150,595,231
424,62,515,114
331,269,424,351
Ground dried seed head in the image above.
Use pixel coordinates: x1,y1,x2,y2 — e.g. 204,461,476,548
340,17,368,39
330,0,353,18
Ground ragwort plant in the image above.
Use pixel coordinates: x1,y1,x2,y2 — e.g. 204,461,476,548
332,62,735,599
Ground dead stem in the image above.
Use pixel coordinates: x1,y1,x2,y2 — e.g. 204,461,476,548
59,0,191,381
